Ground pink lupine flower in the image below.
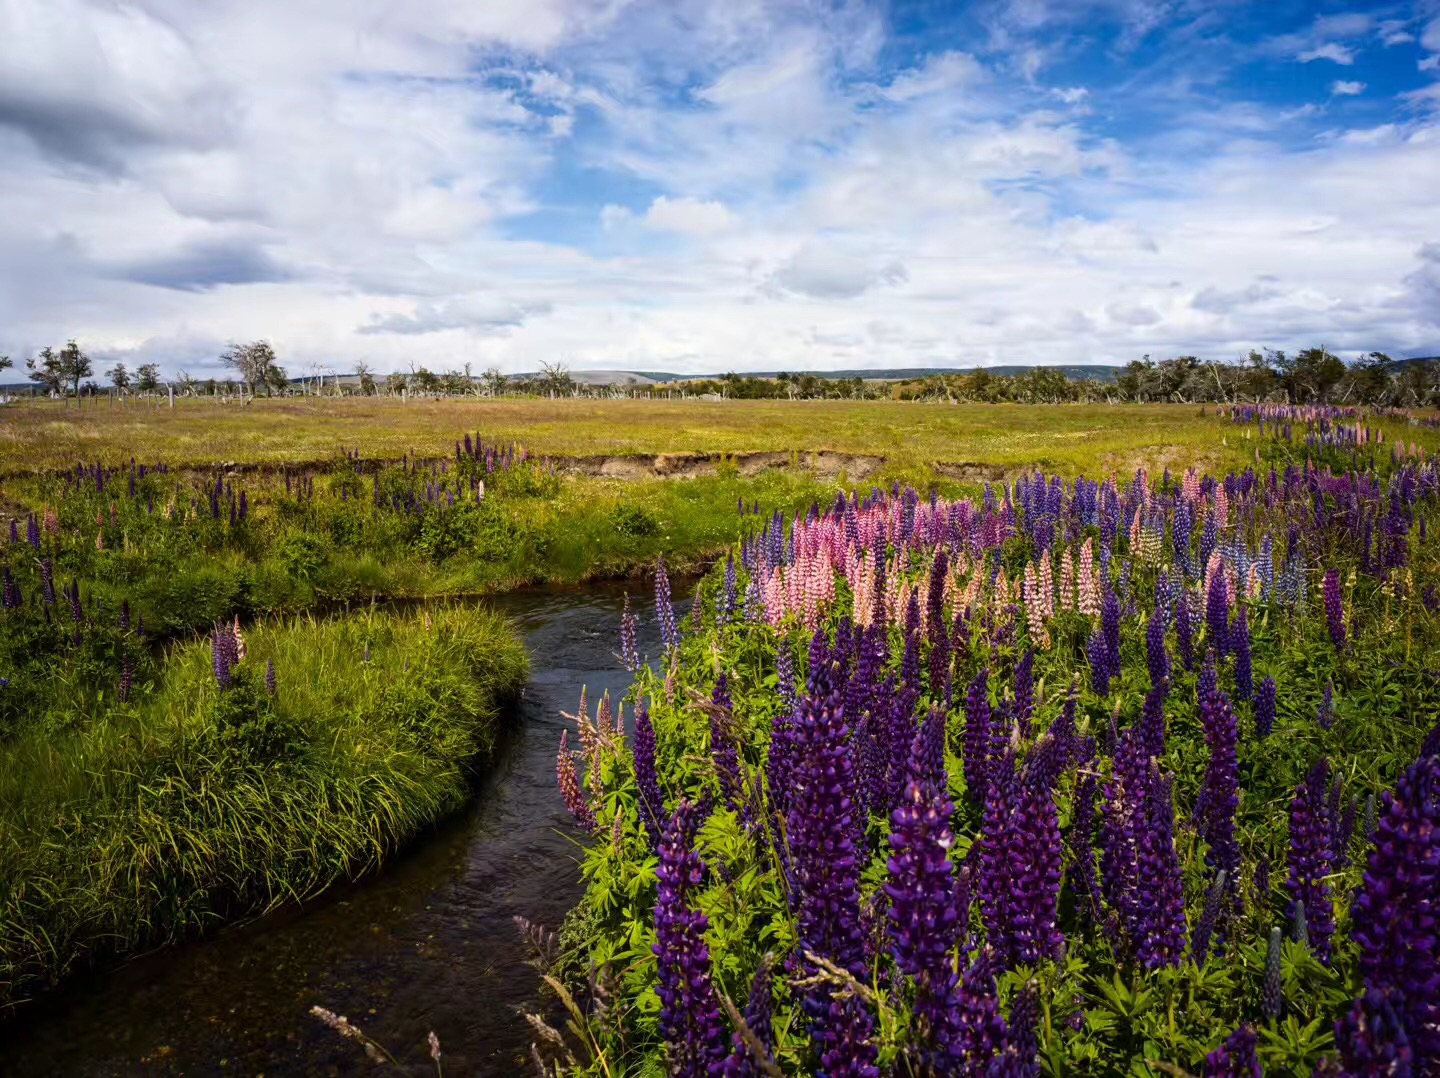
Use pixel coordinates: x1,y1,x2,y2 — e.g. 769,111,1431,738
1059,548,1076,611
1077,539,1100,616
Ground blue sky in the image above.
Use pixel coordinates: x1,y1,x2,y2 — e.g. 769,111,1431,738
0,0,1437,376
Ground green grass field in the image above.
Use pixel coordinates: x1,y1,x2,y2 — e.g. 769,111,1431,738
0,397,1290,477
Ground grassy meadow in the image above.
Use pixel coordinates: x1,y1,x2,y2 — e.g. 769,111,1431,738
0,396,1310,477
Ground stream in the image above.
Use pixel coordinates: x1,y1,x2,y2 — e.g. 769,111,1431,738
0,583,679,1076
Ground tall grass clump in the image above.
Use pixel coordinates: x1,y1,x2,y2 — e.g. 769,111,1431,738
0,604,526,1012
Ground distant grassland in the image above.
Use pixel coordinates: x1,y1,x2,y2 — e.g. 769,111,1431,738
0,398,1299,477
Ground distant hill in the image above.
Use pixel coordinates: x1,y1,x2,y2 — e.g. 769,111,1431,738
632,365,1126,383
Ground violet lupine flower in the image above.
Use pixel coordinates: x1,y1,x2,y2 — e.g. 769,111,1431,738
977,746,1064,970
1013,650,1035,740
619,595,639,671
1206,567,1230,656
964,669,993,805
1262,927,1283,1020
720,957,776,1077
1322,569,1346,651
1146,603,1169,688
1202,1024,1260,1078
655,558,680,652
633,702,664,847
1317,680,1335,731
1196,654,1241,900
265,658,276,697
1134,766,1188,970
1420,720,1440,761
1334,988,1415,1078
942,953,1014,1072
557,729,597,832
767,644,797,818
718,554,737,626
1286,758,1336,965
653,799,729,1077
1348,754,1440,1061
785,633,878,1072
1138,680,1168,761
1191,869,1228,967
1255,676,1277,739
1087,629,1111,697
212,622,233,688
1231,605,1252,702
885,735,963,1057
1101,588,1121,677
39,557,55,605
710,674,746,813
1174,592,1196,671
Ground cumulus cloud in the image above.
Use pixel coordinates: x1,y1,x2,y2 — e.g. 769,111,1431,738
1299,43,1356,65
765,245,908,300
643,196,736,236
358,297,552,336
1331,80,1366,96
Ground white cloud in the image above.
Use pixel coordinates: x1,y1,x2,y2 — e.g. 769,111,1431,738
1423,17,1440,52
1298,43,1356,65
643,196,736,236
1331,80,1366,96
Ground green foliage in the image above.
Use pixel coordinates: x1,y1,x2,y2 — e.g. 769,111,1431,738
0,604,527,1012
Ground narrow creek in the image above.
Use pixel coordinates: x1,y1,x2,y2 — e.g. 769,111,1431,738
1,582,681,1076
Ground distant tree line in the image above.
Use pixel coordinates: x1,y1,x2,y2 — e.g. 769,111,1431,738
6,340,1439,407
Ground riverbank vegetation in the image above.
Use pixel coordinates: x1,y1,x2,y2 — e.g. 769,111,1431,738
545,404,1440,1075
0,604,527,1012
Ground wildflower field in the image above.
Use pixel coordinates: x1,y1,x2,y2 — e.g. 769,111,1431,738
545,405,1440,1077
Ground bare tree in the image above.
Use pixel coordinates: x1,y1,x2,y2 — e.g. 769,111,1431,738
355,361,377,396
221,341,280,395
537,360,574,397
481,366,509,397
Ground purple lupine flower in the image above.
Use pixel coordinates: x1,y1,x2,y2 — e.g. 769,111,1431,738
767,642,797,818
1262,926,1283,1020
1067,773,1102,923
1334,988,1415,1077
964,669,993,805
1013,649,1034,740
212,622,233,688
1348,754,1439,1060
1255,675,1277,739
0,567,18,610
786,631,878,1071
1006,983,1040,1069
1202,1024,1260,1078
619,595,639,671
942,953,1013,1071
1138,680,1168,760
1191,869,1229,967
1196,654,1241,900
265,658,276,697
710,674,746,814
1134,765,1188,970
1101,587,1121,676
653,799,729,1077
1322,568,1346,650
885,733,962,1055
976,745,1063,969
655,557,680,652
1287,758,1335,965
1087,629,1111,696
1146,603,1169,688
1206,567,1230,656
557,729,596,832
719,554,737,626
1420,719,1440,761
1317,680,1335,731
1231,605,1252,702
1174,591,1196,670
27,513,41,548
720,956,776,1077
39,557,55,605
633,702,664,847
